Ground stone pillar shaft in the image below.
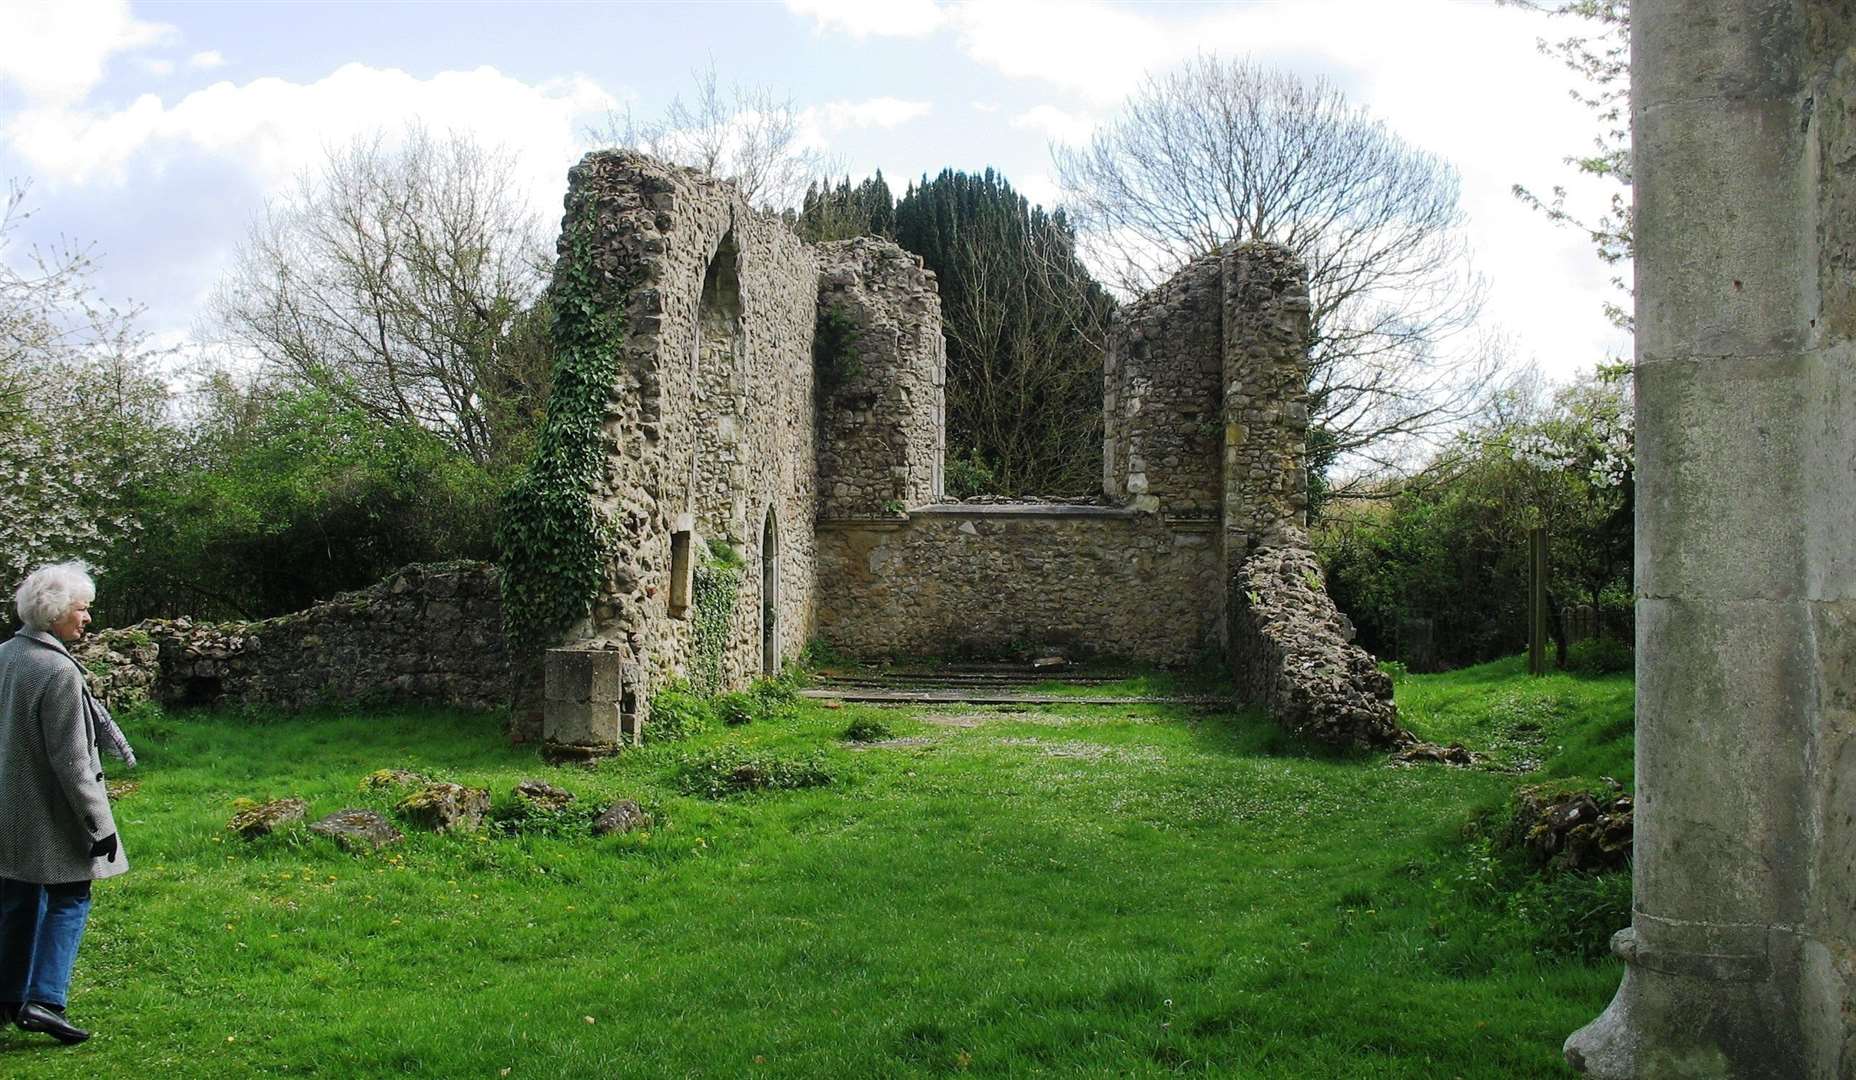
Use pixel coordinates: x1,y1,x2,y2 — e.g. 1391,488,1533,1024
1568,2,1856,1075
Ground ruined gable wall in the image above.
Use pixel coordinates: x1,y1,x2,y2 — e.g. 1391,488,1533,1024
550,153,818,745
815,238,946,518
1103,251,1225,518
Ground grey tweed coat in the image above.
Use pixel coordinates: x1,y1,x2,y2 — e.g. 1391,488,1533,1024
0,629,126,883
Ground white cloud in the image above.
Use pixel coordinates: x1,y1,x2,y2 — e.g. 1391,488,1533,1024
1010,105,1092,146
0,0,177,105
188,50,227,71
5,63,616,217
811,97,932,131
945,2,1173,105
970,101,999,114
137,57,176,78
785,0,945,38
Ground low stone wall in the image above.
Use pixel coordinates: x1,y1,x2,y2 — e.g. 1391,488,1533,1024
815,504,1220,665
78,562,508,714
1229,541,1407,750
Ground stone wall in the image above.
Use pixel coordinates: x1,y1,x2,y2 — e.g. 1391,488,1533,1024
77,562,507,713
815,237,945,519
1229,541,1404,750
1103,250,1224,518
816,505,1219,665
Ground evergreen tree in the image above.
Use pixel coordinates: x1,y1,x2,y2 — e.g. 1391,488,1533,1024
894,168,1114,495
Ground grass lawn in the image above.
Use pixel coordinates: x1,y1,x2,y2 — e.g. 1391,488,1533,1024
3,657,1631,1078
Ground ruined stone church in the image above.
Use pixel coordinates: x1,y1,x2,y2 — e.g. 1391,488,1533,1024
533,150,1398,754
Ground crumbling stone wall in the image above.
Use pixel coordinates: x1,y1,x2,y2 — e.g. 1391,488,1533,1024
1229,542,1403,750
1103,251,1224,517
816,505,1218,664
815,237,945,519
77,562,506,713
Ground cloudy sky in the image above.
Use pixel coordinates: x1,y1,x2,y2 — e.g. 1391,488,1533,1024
0,0,1629,383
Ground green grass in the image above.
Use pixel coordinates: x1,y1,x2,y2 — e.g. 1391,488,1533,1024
4,659,1632,1078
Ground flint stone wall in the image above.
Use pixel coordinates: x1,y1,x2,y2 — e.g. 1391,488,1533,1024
815,505,1219,666
815,237,945,519
536,152,824,746
1104,250,1224,517
1229,542,1404,750
77,562,507,713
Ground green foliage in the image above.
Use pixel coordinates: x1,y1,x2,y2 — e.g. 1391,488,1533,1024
104,385,504,621
690,539,744,695
1566,636,1633,674
813,303,864,396
895,168,1115,495
495,201,627,647
1318,365,1633,669
714,679,799,727
647,680,712,742
943,446,1000,499
793,171,896,241
488,793,604,838
671,746,833,799
841,715,893,743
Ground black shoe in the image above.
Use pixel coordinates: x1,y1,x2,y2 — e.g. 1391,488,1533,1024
15,1001,89,1044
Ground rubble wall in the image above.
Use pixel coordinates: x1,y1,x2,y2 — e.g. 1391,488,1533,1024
814,506,1220,665
815,237,945,518
77,562,506,713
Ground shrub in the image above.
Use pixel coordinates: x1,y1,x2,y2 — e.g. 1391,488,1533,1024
672,747,833,799
488,795,602,838
842,715,893,743
1566,636,1632,674
648,681,712,742
715,691,760,727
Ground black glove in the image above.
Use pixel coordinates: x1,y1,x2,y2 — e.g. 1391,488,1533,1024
89,833,118,862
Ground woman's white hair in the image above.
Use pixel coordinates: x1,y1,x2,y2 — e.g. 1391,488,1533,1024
14,561,96,632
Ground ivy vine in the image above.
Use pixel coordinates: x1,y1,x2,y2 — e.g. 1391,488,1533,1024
495,195,629,647
813,302,864,398
690,538,744,695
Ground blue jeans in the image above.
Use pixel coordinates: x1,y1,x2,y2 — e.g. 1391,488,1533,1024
0,877,92,1009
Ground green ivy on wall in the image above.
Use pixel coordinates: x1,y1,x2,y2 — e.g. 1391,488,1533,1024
495,195,629,647
813,302,864,398
690,538,744,695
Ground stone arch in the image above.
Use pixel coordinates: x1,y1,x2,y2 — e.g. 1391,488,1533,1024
760,507,780,678
693,227,746,540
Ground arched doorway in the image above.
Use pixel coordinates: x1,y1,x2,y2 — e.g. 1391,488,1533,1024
761,509,780,677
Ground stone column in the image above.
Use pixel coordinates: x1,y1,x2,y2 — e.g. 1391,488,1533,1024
1567,2,1856,1075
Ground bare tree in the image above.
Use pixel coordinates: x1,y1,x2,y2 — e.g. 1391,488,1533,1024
1054,55,1496,488
211,126,554,471
589,63,833,212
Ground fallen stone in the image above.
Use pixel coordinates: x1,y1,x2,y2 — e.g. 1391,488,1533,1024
310,808,403,851
1031,655,1069,670
359,768,430,791
1512,783,1633,873
395,782,491,833
1389,741,1480,768
228,797,308,839
513,779,576,812
591,800,652,836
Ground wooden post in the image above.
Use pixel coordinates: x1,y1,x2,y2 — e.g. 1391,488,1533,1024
1528,526,1548,675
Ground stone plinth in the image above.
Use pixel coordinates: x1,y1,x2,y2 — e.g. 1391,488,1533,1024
544,646,641,752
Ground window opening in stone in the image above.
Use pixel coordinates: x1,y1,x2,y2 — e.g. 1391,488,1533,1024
695,230,745,541
761,509,780,677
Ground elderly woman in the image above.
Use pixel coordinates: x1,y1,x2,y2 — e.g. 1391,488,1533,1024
0,561,133,1046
